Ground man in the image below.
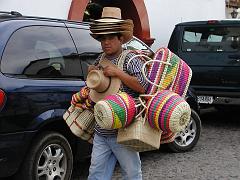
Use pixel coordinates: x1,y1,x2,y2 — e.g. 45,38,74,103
87,7,148,180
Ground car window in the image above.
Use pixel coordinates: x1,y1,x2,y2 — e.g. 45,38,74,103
1,25,83,79
68,28,102,79
125,38,148,50
69,28,102,64
182,26,240,52
123,37,154,57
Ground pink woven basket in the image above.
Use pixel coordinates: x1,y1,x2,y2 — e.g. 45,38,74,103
94,92,136,129
144,47,192,97
146,90,191,133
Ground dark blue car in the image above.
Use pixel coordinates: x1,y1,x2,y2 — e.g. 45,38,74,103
0,11,201,180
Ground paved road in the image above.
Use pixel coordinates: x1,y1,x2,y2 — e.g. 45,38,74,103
72,108,240,180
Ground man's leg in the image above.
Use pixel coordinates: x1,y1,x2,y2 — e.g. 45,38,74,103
109,137,142,180
88,134,117,180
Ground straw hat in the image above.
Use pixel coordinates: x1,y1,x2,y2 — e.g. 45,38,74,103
86,59,121,102
94,7,124,23
89,7,134,44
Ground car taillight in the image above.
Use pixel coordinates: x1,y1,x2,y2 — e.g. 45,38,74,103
0,89,6,110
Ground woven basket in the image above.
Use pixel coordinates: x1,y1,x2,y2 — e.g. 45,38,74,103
147,90,191,133
117,116,162,152
71,86,95,109
160,131,176,144
63,104,76,122
94,92,136,129
143,47,192,97
63,105,95,140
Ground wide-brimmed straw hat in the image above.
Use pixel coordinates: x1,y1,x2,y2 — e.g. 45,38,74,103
86,59,121,102
89,7,134,43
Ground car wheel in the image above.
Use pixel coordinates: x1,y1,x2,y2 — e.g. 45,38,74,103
166,109,201,152
18,131,73,180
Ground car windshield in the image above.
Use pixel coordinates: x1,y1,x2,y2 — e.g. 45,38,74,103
182,26,240,52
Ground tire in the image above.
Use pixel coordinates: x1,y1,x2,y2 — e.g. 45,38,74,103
17,131,73,180
166,109,201,153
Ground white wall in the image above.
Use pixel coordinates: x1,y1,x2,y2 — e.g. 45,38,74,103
145,0,226,50
0,0,71,19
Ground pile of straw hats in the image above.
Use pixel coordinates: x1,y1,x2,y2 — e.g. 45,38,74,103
89,7,134,43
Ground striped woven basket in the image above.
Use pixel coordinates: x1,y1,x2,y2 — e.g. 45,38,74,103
71,86,95,109
94,92,136,129
144,47,192,97
146,90,191,133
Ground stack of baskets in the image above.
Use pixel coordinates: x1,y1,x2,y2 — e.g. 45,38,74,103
142,47,192,144
92,48,192,151
94,92,162,152
63,48,193,150
63,86,96,143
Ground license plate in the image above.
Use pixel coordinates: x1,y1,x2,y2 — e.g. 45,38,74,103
197,96,213,104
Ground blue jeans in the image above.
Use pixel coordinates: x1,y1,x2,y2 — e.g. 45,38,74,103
88,134,142,180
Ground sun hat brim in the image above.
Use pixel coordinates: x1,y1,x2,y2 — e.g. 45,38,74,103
90,30,133,44
90,24,123,29
90,19,133,26
90,24,133,32
87,59,122,102
94,18,124,23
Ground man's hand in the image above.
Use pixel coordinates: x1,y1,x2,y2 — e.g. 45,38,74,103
88,65,99,73
102,65,121,77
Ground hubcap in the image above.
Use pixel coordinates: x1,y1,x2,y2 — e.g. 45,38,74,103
174,118,197,147
37,144,67,180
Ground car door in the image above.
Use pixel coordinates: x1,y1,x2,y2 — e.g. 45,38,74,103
0,22,86,132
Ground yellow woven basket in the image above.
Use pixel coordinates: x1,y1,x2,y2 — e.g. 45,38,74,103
117,116,162,152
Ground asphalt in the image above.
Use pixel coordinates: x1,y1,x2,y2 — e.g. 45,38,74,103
72,107,240,180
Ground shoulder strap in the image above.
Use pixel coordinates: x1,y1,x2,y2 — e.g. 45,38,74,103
117,50,131,70
98,53,106,65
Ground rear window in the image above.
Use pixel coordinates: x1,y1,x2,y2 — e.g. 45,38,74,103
1,25,83,79
182,26,240,52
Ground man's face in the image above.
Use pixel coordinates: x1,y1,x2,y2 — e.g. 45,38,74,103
99,34,123,56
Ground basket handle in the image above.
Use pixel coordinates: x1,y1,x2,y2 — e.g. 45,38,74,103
127,54,172,89
141,60,172,88
135,92,158,119
127,54,152,68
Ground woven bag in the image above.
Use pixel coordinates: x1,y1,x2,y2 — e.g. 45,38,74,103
63,105,95,141
94,92,136,129
146,90,191,133
144,47,192,97
117,116,162,152
128,49,193,143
